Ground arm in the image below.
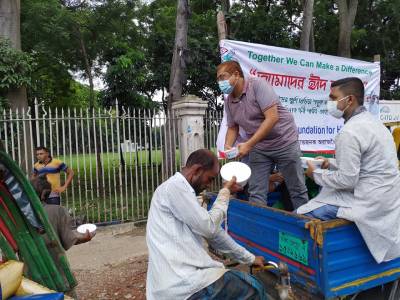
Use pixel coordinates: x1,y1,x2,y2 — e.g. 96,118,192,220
268,172,284,192
313,132,361,190
225,125,239,150
31,168,38,180
208,227,255,265
224,101,239,150
167,184,231,239
237,105,279,157
75,230,96,245
64,167,74,189
54,167,74,193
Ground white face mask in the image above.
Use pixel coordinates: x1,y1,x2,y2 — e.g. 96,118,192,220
327,96,350,119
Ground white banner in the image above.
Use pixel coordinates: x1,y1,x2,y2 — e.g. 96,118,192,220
219,40,381,152
380,100,400,124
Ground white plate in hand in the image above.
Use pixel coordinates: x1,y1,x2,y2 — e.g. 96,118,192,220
220,162,251,187
300,157,324,169
77,223,97,234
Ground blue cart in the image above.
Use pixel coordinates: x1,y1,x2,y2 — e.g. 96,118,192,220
206,194,400,299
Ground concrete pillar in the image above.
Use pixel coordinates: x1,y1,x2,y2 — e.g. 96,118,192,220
172,95,208,167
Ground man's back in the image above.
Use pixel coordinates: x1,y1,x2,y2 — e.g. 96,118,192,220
44,204,77,251
146,173,226,300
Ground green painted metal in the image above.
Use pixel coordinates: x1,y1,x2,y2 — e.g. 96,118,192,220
0,201,44,284
0,231,17,260
0,150,77,291
0,187,65,290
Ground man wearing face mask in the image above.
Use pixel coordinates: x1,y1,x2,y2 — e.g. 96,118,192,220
216,60,308,209
297,77,400,263
146,149,267,300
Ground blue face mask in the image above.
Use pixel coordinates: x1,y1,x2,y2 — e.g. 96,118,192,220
218,80,234,95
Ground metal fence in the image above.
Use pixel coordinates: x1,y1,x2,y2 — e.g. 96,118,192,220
0,100,187,224
0,100,224,224
204,109,224,190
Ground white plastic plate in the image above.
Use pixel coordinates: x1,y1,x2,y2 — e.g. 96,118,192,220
77,223,97,234
220,161,251,187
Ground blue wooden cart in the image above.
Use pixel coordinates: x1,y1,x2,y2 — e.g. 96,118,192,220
206,194,400,299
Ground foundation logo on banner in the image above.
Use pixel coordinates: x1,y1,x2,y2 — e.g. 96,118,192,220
220,46,236,62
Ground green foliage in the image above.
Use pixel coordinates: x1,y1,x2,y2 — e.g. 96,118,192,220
229,1,300,49
353,0,400,99
16,0,400,109
0,38,35,93
140,0,221,109
21,0,98,108
102,46,158,108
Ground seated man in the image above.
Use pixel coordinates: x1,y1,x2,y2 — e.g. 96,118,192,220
146,149,267,300
297,77,400,263
237,169,293,211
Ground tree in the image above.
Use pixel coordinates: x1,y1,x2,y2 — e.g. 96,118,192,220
337,0,358,58
0,0,29,110
168,0,190,106
352,0,400,99
21,0,97,108
0,38,34,108
300,0,314,51
161,0,190,177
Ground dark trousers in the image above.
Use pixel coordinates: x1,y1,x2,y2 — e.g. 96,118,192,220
248,142,308,209
46,196,61,205
188,270,268,300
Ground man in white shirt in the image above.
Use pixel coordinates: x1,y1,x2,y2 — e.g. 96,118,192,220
297,77,400,263
146,149,266,300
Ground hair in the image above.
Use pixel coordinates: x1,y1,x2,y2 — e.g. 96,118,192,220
31,175,51,202
331,77,365,105
217,61,244,78
185,149,217,171
35,146,50,154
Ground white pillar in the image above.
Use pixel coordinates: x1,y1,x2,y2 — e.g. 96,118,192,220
172,95,208,167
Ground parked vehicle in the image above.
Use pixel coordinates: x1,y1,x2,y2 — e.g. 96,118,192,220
205,193,400,300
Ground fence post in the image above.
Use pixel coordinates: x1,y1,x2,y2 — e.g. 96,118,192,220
34,98,40,147
172,95,208,167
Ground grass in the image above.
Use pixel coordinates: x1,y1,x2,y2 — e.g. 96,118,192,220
59,149,181,173
64,193,151,224
53,147,220,223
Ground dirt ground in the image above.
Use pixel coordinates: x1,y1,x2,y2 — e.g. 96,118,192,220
65,222,400,300
67,223,148,300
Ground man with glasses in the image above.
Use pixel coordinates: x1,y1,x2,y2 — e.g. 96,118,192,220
216,60,308,209
297,77,400,263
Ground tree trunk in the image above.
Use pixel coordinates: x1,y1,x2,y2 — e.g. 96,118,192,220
309,21,315,52
221,0,230,37
0,0,28,110
0,0,21,48
300,0,314,51
168,0,189,104
164,0,190,178
337,0,358,58
77,28,95,109
217,11,227,41
0,0,32,174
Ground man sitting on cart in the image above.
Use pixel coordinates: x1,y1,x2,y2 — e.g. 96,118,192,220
297,77,400,263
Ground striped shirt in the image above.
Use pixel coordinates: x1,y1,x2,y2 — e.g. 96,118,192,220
146,172,255,300
33,158,68,197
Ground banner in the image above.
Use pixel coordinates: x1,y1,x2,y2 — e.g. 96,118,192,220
218,40,381,152
380,100,400,124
